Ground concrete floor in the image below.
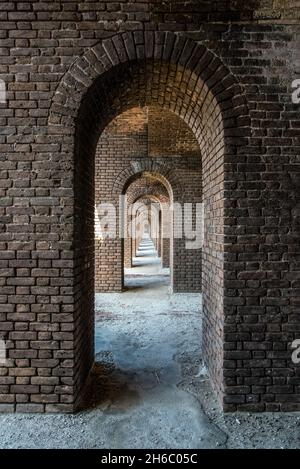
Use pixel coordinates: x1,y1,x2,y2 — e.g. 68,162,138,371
0,239,299,448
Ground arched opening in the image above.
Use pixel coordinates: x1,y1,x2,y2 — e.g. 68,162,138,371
122,173,172,290
49,32,250,411
94,105,203,294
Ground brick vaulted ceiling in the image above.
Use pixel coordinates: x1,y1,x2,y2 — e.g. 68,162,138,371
76,59,229,162
96,105,200,159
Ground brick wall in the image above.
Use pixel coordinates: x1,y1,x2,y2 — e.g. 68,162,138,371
0,1,299,412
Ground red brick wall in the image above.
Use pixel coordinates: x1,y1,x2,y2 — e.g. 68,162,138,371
0,1,299,412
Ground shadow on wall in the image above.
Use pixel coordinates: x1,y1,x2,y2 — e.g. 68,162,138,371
150,0,281,21
229,0,283,19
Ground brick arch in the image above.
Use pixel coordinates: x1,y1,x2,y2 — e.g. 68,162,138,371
131,196,162,248
123,174,171,272
47,31,252,411
132,194,171,269
123,172,175,278
48,33,250,187
125,176,170,206
133,194,168,206
132,191,169,206
113,163,180,202
49,31,249,137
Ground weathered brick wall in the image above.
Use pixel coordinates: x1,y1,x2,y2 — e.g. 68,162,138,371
0,1,299,413
95,106,202,292
151,0,300,22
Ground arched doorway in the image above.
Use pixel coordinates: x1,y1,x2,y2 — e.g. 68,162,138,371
49,32,249,411
122,174,171,288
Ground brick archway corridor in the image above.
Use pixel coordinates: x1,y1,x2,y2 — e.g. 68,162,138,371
122,173,171,277
47,31,251,412
9,29,295,414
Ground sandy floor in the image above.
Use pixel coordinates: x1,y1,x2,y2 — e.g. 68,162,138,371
0,240,299,449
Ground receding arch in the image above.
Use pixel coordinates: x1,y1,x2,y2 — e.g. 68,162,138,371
122,171,172,284
49,32,248,131
122,170,174,201
48,31,251,410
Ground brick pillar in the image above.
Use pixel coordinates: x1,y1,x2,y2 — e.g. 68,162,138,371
124,237,132,268
124,209,132,268
162,238,170,268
